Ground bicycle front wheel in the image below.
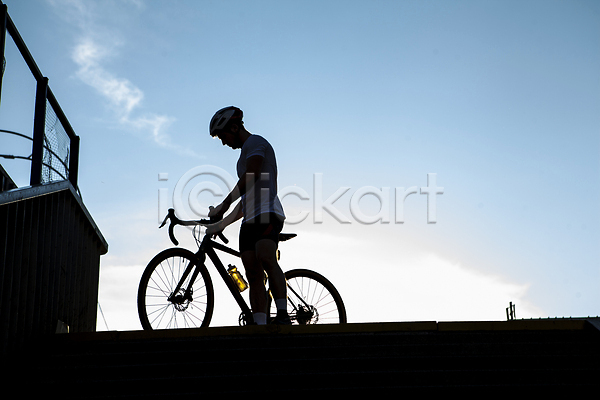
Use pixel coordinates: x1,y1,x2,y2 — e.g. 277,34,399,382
281,269,347,324
137,248,214,330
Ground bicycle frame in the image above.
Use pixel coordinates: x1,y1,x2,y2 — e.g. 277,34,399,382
156,208,324,326
169,233,256,325
205,239,256,324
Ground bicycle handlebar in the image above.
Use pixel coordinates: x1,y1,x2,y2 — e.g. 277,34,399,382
159,208,228,246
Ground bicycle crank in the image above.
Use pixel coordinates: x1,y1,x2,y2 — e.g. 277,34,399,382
238,312,254,326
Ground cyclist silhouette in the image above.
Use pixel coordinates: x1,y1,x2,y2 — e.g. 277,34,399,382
205,106,290,325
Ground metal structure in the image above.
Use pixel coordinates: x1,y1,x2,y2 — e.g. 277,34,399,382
0,1,107,350
0,182,108,350
0,2,79,189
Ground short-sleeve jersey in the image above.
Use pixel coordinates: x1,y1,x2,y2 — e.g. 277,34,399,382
236,134,285,223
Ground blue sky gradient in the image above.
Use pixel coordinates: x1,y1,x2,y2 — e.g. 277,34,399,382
1,0,598,329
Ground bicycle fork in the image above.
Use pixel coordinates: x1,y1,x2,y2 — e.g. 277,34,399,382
167,252,206,309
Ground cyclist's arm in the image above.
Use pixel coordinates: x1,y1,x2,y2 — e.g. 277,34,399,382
206,201,243,236
212,155,263,217
222,200,243,227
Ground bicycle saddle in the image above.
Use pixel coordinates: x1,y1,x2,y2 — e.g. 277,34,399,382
278,233,297,242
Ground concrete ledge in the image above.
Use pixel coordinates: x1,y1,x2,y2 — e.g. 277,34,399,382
56,318,599,343
438,318,593,332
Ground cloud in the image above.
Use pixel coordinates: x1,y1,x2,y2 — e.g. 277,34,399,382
278,225,544,323
48,0,196,157
394,253,543,321
93,210,544,331
72,38,143,117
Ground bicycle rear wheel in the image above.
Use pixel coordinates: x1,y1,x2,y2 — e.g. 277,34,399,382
276,269,347,324
138,248,214,330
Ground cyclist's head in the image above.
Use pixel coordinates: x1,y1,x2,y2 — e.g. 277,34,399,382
209,106,243,137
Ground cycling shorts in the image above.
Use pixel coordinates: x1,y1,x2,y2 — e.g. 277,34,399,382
239,213,284,253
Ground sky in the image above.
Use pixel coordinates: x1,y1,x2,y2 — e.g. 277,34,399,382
0,0,598,331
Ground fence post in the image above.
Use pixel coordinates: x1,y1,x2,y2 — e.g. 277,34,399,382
0,4,7,106
69,135,79,188
30,76,48,186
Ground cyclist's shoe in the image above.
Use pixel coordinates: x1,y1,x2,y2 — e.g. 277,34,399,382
271,312,292,325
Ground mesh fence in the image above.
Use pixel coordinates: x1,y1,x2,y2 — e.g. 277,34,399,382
42,98,70,183
2,10,77,188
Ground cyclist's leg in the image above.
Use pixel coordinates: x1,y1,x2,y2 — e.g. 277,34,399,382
241,249,268,324
255,238,286,301
255,238,290,324
254,214,291,324
239,213,288,324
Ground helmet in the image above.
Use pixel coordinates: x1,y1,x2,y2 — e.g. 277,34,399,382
209,106,243,136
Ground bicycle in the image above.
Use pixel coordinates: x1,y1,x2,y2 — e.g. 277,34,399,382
137,208,347,329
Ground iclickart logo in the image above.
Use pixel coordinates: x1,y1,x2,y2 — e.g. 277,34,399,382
158,165,443,225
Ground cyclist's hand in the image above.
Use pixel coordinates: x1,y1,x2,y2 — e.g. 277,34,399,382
209,201,230,220
205,220,225,237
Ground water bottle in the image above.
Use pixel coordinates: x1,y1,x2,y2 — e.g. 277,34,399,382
228,264,248,292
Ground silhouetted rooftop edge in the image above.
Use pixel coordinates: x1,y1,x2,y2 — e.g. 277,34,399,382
57,318,600,343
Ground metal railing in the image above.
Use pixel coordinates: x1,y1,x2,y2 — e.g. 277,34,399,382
0,2,79,189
